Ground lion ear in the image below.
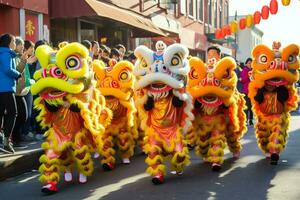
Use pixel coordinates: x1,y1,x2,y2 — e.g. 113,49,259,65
134,45,154,66
252,44,273,59
35,45,54,68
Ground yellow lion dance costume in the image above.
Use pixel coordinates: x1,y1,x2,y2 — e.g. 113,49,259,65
134,42,194,184
249,42,299,165
31,43,112,194
187,56,247,171
93,60,138,170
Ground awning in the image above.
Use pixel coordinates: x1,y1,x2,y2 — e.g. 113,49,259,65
50,0,166,37
206,33,235,44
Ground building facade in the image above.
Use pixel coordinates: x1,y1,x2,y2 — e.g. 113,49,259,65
229,15,264,63
0,0,50,42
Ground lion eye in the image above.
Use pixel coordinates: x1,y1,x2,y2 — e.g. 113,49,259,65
189,69,198,79
258,55,268,64
171,56,180,66
119,71,130,81
288,55,297,64
66,55,81,70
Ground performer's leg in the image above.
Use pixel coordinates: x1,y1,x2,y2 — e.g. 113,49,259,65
39,149,61,194
267,115,289,165
255,117,272,157
186,128,196,150
144,135,165,185
60,150,74,182
170,139,190,174
206,130,226,171
100,131,116,171
73,131,93,183
225,131,242,158
117,128,135,164
195,127,210,162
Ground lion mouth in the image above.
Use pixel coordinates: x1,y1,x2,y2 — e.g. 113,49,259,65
148,82,172,93
265,78,288,87
198,96,223,107
41,89,67,99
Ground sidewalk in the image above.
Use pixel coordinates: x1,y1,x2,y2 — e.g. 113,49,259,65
0,141,43,181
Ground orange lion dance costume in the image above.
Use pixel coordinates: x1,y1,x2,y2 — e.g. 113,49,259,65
93,60,138,170
187,56,247,171
134,42,194,184
249,42,300,165
31,43,112,194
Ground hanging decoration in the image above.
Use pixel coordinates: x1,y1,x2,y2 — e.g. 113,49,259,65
246,15,253,27
281,0,291,6
214,0,293,40
230,21,238,33
270,0,279,14
253,11,262,24
239,18,246,30
261,6,270,20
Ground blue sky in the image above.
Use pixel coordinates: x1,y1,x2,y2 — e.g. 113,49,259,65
229,0,300,46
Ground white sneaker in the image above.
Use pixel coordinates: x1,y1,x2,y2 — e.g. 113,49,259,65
93,152,100,159
79,173,87,184
122,158,130,164
64,172,72,182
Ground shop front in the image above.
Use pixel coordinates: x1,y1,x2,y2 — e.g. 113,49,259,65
0,0,49,42
50,0,165,49
180,28,207,60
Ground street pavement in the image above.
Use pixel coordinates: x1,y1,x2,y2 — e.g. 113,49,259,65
1,114,300,200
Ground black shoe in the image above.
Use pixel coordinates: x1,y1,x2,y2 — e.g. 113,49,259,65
152,175,164,185
270,153,279,165
0,137,15,154
249,120,254,126
187,144,195,150
102,163,114,171
212,163,221,172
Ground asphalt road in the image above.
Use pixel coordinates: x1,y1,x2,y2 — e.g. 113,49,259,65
1,114,300,200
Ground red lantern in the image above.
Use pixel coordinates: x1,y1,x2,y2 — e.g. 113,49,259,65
225,25,232,35
239,18,246,30
261,6,270,20
221,27,227,38
270,0,278,14
215,29,222,39
253,11,261,24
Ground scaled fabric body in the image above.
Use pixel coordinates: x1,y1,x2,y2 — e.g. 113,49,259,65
31,42,112,194
248,42,300,165
134,41,194,184
187,56,247,171
93,60,138,170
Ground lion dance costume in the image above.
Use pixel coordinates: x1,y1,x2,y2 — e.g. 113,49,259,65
248,42,300,165
134,42,194,184
187,56,247,171
31,43,112,194
93,60,138,170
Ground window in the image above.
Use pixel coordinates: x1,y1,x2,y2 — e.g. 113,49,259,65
219,2,222,28
214,0,217,28
224,2,229,24
189,0,194,16
208,0,212,25
80,21,96,41
198,0,203,21
180,0,186,15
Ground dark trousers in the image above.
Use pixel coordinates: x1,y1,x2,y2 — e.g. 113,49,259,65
21,93,33,135
244,95,253,122
12,96,28,143
0,92,18,139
